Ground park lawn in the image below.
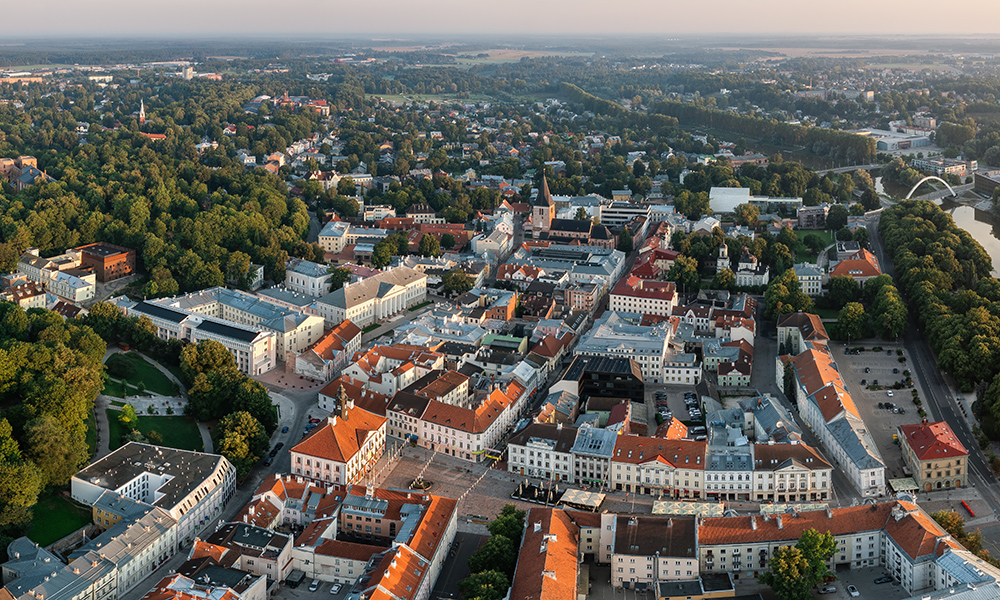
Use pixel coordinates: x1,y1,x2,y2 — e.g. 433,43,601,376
106,410,203,452
28,490,93,546
106,352,180,396
85,410,97,458
164,363,188,390
813,308,840,320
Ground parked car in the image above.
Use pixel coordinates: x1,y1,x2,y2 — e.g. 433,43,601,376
861,379,867,386
308,580,319,592
275,442,284,450
330,583,342,594
874,576,893,585
819,587,837,595
864,367,870,373
264,457,273,466
268,448,279,458
886,390,894,397
281,426,289,433
878,403,885,409
892,368,899,374
847,584,860,597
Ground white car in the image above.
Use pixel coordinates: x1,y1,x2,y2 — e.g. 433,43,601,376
886,390,894,397
308,581,319,592
330,583,342,594
819,587,837,595
847,584,860,597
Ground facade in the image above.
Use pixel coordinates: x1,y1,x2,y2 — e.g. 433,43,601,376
610,276,679,317
750,442,832,502
571,427,618,486
317,220,351,253
192,523,294,581
797,204,829,230
507,423,578,482
152,287,324,356
315,266,426,328
792,262,823,297
290,319,363,381
284,258,333,297
0,282,46,310
898,420,968,491
610,516,698,589
609,436,706,498
71,443,237,544
119,299,276,376
290,386,387,485
75,242,137,282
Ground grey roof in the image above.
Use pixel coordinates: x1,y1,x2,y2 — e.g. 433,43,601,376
74,442,231,514
934,551,995,586
69,507,175,562
793,262,823,277
197,318,262,343
576,312,670,356
286,257,330,278
706,448,753,471
155,287,314,333
134,300,187,323
825,416,885,470
318,266,425,310
570,427,618,458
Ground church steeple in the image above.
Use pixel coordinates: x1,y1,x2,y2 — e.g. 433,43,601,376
534,173,555,207
138,99,146,125
334,384,350,419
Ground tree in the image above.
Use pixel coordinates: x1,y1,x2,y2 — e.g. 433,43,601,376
488,504,526,542
214,411,269,478
828,276,860,308
441,233,456,250
759,529,835,600
836,227,853,242
371,242,393,268
734,203,760,227
443,268,474,295
180,339,236,386
667,255,700,293
328,267,352,291
712,268,736,291
632,159,646,178
827,204,848,231
468,534,517,579
837,302,868,342
574,207,589,221
458,570,509,600
23,416,88,487
765,268,814,318
617,229,633,253
873,284,908,340
337,177,356,196
853,227,870,248
419,234,441,257
118,404,138,430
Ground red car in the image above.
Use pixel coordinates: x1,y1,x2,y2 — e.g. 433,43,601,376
309,418,321,424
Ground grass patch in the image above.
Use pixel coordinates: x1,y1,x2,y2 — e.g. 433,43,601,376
813,308,840,320
105,352,180,396
164,363,188,389
85,410,97,458
106,409,203,452
27,490,92,546
409,300,432,311
363,323,381,333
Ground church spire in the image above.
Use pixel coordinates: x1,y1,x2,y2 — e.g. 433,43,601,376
534,173,554,207
138,99,146,125
335,384,349,418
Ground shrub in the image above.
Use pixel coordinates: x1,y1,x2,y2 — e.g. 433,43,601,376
106,354,136,379
918,409,927,418
147,405,155,414
166,406,174,415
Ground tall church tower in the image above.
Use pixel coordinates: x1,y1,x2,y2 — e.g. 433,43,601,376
532,174,555,237
716,242,730,273
138,99,146,125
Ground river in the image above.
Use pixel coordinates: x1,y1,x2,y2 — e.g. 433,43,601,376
875,176,1000,277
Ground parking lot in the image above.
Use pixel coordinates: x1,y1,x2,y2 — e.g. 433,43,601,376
821,565,910,600
645,384,703,429
833,342,934,481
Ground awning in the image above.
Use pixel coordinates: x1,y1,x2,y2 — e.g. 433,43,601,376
559,488,606,511
888,477,919,492
651,501,725,517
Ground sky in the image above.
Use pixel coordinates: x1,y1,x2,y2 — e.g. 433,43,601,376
7,0,1000,37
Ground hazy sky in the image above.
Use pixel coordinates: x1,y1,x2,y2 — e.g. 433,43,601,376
7,0,1000,37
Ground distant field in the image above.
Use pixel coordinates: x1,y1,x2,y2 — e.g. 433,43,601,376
454,49,592,65
7,64,77,71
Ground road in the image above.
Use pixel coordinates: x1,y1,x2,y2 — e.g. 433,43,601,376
867,209,1000,519
909,182,974,201
815,164,881,176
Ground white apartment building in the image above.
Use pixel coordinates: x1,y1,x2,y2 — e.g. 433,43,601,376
793,262,823,297
285,257,333,297
507,423,578,483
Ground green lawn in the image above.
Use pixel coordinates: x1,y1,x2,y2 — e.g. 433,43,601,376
27,490,93,546
105,352,180,396
409,300,432,311
106,409,203,452
85,411,97,458
363,323,381,333
813,308,840,320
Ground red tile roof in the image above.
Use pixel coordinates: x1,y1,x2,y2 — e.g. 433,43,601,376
611,275,677,302
291,405,386,463
612,436,706,469
899,420,968,460
830,249,881,279
510,508,580,600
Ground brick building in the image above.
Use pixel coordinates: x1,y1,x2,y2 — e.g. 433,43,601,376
75,242,137,282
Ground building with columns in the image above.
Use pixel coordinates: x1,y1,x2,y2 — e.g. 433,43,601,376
314,266,426,327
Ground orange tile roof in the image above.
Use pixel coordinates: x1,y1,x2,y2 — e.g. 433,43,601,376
292,405,386,463
899,420,968,460
320,375,391,416
189,540,229,564
303,319,362,361
883,501,949,560
612,274,677,302
407,495,457,561
654,417,688,440
510,508,580,600
612,435,706,469
365,545,428,600
777,312,829,343
830,249,881,279
315,539,386,562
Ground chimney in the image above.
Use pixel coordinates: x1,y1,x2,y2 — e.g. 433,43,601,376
826,508,833,519
750,516,757,530
776,515,783,529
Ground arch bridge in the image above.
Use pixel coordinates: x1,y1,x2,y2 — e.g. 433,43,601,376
905,176,955,199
